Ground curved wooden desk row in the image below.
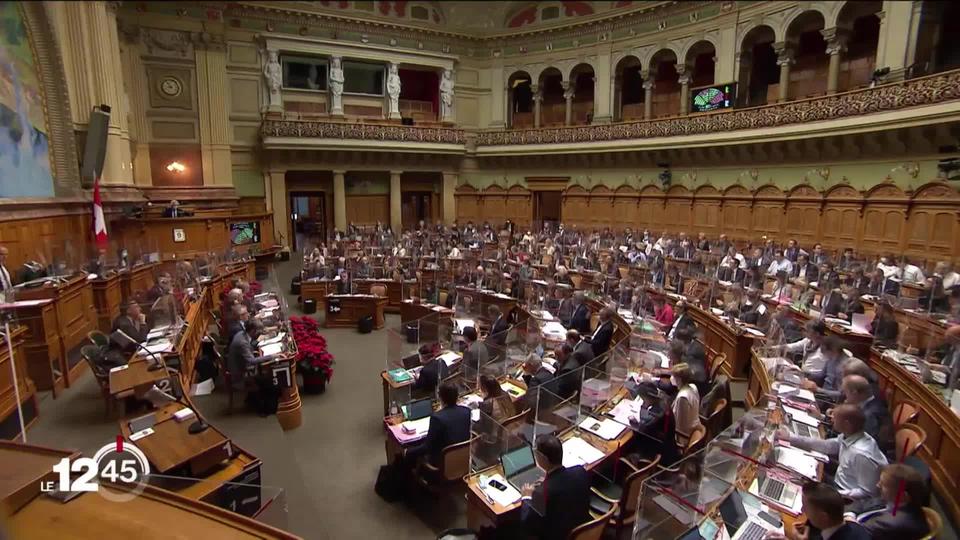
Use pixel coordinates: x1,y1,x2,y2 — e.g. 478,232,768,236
0,440,300,539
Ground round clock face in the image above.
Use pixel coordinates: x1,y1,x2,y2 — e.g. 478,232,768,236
159,77,182,98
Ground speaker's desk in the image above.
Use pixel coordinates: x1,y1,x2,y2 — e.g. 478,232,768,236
90,272,122,333
324,294,386,329
300,278,339,310
119,402,231,476
0,325,36,441
353,278,415,313
2,441,297,539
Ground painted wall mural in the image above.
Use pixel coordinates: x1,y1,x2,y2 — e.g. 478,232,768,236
0,2,54,198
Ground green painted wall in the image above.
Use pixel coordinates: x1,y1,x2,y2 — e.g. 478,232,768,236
233,168,265,197
460,159,945,192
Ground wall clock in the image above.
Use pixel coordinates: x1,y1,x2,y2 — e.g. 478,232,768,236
159,77,183,98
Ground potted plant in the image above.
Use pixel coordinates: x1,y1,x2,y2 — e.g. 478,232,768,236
290,316,334,394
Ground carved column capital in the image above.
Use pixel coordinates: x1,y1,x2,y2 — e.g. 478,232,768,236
821,27,849,56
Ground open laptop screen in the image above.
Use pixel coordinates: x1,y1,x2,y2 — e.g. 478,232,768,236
501,445,536,478
718,490,748,535
405,398,433,421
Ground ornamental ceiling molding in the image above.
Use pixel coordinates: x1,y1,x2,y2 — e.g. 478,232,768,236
476,69,960,147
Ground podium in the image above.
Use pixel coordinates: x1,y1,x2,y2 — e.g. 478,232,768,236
257,356,302,431
324,294,387,329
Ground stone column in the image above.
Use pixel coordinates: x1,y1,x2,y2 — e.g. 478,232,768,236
641,71,654,120
822,28,848,94
593,48,613,123
267,170,288,247
774,42,795,102
734,51,752,105
490,64,506,128
195,34,232,186
442,172,457,225
390,170,402,234
561,80,574,125
119,27,152,186
333,170,347,231
677,64,691,115
531,84,542,128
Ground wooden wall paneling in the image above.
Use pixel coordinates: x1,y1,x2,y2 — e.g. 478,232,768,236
784,184,823,246
561,186,590,226
820,184,863,250
752,185,786,241
905,183,960,261
587,186,615,229
638,185,665,232
454,186,482,223
612,186,639,231
664,186,693,234
692,185,722,237
482,185,509,224
721,185,753,241
345,194,389,225
0,215,92,271
861,183,909,255
505,186,532,226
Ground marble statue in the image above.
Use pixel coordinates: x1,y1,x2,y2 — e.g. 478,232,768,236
329,56,345,116
263,50,282,109
386,63,401,119
440,68,455,122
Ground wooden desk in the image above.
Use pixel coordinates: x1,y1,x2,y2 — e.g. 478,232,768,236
0,326,37,441
324,294,387,329
867,348,960,525
353,279,413,312
119,262,159,302
0,441,79,517
108,357,168,398
119,402,231,476
456,286,518,319
257,356,302,431
5,299,65,396
91,272,122,333
300,278,338,310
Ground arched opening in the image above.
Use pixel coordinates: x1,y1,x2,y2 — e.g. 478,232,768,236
538,67,564,127
738,25,777,106
785,10,829,100
649,49,679,118
568,63,595,125
615,56,643,121
687,40,717,88
507,71,532,128
933,2,960,73
835,1,881,91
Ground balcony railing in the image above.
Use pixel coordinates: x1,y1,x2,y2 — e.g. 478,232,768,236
478,69,960,146
261,119,466,145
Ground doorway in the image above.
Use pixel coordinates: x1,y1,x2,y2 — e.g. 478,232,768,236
402,191,433,229
533,191,562,229
289,192,327,253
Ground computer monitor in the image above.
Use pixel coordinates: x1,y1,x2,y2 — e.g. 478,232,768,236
230,221,261,245
500,445,536,478
404,398,433,421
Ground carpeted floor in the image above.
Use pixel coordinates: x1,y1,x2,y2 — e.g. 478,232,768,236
25,259,465,539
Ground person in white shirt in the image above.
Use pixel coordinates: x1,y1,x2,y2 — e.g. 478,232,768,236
448,245,461,258
780,320,827,378
0,246,13,294
934,261,960,290
719,246,746,271
900,259,925,285
769,271,793,302
767,250,793,276
876,256,901,279
670,363,703,439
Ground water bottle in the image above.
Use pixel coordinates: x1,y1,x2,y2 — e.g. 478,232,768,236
389,400,399,417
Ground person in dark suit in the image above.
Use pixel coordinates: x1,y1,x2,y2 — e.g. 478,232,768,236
869,301,899,349
411,344,448,398
770,482,871,540
461,326,488,377
859,463,930,540
405,382,471,467
819,287,844,317
588,307,614,357
674,328,709,390
486,305,510,349
784,239,801,263
521,354,554,389
111,300,150,353
847,266,870,295
666,301,697,340
161,200,181,218
839,286,866,321
521,434,592,540
565,329,595,366
227,320,273,391
225,304,249,341
793,254,820,283
0,245,14,294
569,292,591,335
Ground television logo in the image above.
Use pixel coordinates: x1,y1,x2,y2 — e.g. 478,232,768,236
40,437,151,502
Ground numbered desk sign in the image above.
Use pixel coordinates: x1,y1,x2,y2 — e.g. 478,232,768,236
327,297,341,315
272,365,292,388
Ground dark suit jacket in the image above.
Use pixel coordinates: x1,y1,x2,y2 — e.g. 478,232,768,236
573,340,595,365
226,320,245,341
794,264,820,283
862,506,929,540
487,315,510,348
227,331,268,389
668,314,697,338
414,405,471,465
524,367,554,390
843,298,866,320
462,340,489,371
523,465,592,540
811,522,873,540
820,292,843,317
111,315,150,353
870,317,899,348
862,396,894,456
412,357,448,396
570,304,591,335
589,321,613,357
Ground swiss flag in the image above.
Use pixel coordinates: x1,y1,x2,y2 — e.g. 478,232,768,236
92,175,108,249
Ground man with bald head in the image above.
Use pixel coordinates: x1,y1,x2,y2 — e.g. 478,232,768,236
841,374,893,456
781,403,888,501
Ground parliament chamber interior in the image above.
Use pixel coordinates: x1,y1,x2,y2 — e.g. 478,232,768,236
2,0,960,538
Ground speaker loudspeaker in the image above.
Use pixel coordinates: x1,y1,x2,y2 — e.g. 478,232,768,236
81,105,111,183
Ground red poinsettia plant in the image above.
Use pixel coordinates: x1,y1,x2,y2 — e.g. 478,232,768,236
290,315,335,382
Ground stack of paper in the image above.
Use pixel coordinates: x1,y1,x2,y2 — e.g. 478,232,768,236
776,446,819,479
578,417,626,440
562,436,606,467
438,351,461,366
401,416,431,435
260,332,286,346
783,405,820,427
141,340,172,355
607,397,644,426
541,321,567,339
260,342,284,357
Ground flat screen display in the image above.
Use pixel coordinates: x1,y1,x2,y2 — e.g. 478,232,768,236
230,221,260,245
691,83,737,113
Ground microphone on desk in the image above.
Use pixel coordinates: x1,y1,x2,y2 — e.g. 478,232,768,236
113,329,166,372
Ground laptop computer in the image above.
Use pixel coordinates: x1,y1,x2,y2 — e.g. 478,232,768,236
500,445,545,492
789,420,821,439
752,469,800,509
401,352,421,370
718,490,773,540
402,398,433,421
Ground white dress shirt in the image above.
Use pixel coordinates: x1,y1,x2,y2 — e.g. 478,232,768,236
767,259,793,276
943,271,960,290
784,337,825,377
788,431,888,500
901,264,925,284
0,264,11,291
876,263,901,279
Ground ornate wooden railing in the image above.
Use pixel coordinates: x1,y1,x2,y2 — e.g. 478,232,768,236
261,119,466,145
477,69,960,146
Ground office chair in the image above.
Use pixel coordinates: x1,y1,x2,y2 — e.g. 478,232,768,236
895,423,927,462
589,455,661,533
567,502,616,540
921,507,943,540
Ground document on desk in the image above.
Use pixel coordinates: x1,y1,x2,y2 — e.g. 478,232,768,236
500,381,526,398
562,436,606,468
147,326,171,340
783,405,820,427
743,327,766,337
776,446,819,480
541,321,567,339
480,474,522,507
438,351,461,366
607,397,644,426
454,318,475,334
141,340,173,355
130,427,155,441
578,417,627,440
259,332,286,346
259,342,285,357
775,384,816,403
260,299,280,309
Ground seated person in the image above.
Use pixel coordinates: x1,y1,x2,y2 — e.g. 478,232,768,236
566,329,594,366
781,320,827,380
652,296,674,328
588,307,615,357
666,300,697,340
669,363,703,441
801,336,847,402
869,300,899,349
779,404,888,501
521,353,554,390
161,199,182,218
225,304,249,341
460,326,488,375
674,328,708,389
739,289,769,327
841,374,894,457
411,344,448,398
627,390,681,467
520,434,592,540
771,481,871,540
854,463,930,540
819,286,844,317
478,374,516,421
569,291,591,335
839,285,866,320
405,382,471,467
111,299,150,353
770,271,793,303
